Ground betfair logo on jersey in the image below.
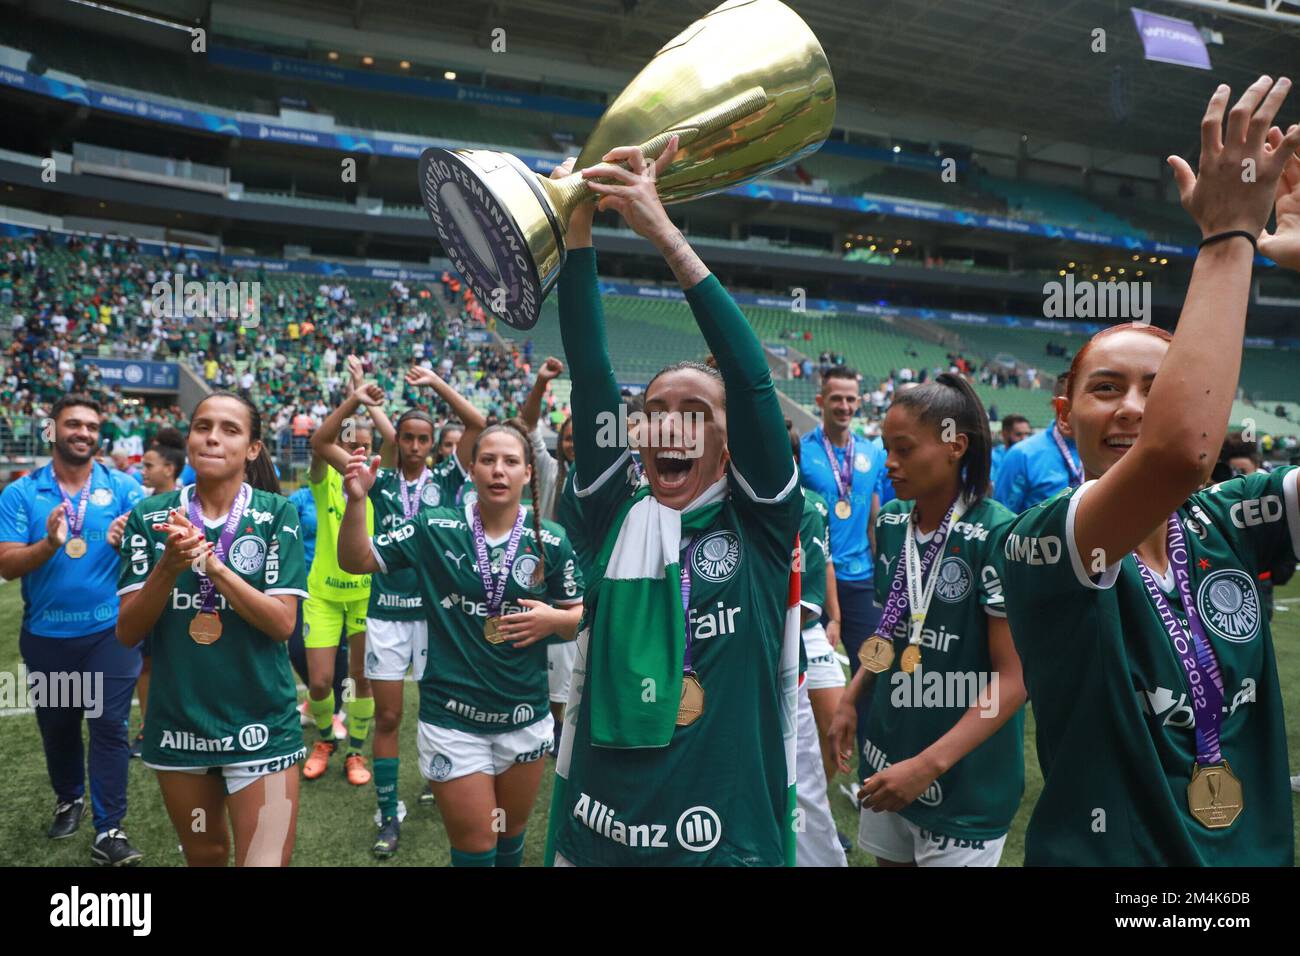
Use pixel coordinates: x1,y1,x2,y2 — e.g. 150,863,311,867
228,534,266,575
1138,677,1256,727
171,591,229,611
692,530,741,582
934,557,973,603
1228,495,1282,530
1196,569,1260,643
688,602,743,640
1003,532,1062,565
881,619,961,653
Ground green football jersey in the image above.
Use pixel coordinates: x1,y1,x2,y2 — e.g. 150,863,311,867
552,451,802,866
866,495,1024,840
556,468,594,587
799,488,829,617
1000,470,1297,866
371,502,583,733
117,485,309,767
366,460,468,621
307,469,372,602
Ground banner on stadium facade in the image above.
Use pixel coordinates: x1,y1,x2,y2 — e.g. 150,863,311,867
81,357,180,392
1130,8,1212,70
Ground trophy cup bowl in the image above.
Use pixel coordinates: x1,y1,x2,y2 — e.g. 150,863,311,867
418,0,836,330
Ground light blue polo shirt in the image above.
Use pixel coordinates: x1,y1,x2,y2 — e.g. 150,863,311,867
992,423,1082,514
0,462,146,638
799,427,885,582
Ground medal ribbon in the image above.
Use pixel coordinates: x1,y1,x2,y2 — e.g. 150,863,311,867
57,467,94,542
1133,514,1227,765
680,537,698,675
399,467,431,519
186,483,251,615
903,501,965,646
877,501,957,644
1050,424,1084,487
819,428,854,506
470,503,526,617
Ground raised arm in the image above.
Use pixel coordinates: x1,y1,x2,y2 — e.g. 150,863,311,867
1075,78,1300,567
403,365,485,473
348,355,396,458
521,357,564,432
582,136,792,499
310,384,383,477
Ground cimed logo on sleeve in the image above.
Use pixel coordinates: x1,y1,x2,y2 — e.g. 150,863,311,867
1195,569,1260,643
692,530,742,583
229,535,267,575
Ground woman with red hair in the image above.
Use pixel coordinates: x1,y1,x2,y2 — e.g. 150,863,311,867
1000,76,1300,866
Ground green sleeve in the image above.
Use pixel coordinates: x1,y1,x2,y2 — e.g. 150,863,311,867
684,276,795,504
798,494,827,615
1190,467,1300,571
371,517,423,573
117,505,155,593
976,504,1015,617
268,496,309,594
558,248,638,543
545,528,584,607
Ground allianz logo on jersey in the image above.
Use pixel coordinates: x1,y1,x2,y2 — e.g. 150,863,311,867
444,697,534,726
159,723,270,752
376,593,422,609
861,737,943,807
1137,678,1256,728
1003,532,1062,565
572,792,722,853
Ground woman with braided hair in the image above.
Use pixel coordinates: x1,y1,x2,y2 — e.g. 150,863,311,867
338,418,584,867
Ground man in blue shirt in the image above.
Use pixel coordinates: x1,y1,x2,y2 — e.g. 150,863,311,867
0,395,146,865
989,413,1031,489
800,367,886,782
993,375,1082,512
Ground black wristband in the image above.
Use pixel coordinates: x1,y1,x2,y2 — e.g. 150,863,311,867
1198,230,1258,251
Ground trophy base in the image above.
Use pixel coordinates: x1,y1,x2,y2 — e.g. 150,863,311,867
418,148,564,331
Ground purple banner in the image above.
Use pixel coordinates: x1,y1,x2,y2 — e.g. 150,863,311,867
1131,8,1211,70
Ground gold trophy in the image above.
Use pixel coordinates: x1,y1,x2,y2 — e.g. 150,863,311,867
418,0,835,329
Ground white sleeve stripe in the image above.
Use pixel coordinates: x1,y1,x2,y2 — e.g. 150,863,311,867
1065,480,1123,591
116,582,146,596
370,539,390,574
1282,468,1300,562
267,588,310,598
799,600,823,618
574,449,632,499
728,461,799,505
984,607,1007,618
555,598,584,607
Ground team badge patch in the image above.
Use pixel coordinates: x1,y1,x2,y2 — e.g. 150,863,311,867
421,482,441,507
692,530,742,583
461,488,478,508
431,753,453,781
228,534,267,575
854,452,870,473
1196,569,1260,643
91,488,114,507
512,553,540,588
934,557,973,603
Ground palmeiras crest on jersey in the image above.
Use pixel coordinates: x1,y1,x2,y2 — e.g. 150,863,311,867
934,557,973,603
512,553,540,588
1195,569,1260,643
431,753,453,781
229,535,267,575
421,482,441,508
692,530,742,583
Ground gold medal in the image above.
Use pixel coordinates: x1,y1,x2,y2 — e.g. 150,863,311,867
899,644,922,674
64,538,87,559
1187,761,1244,829
835,498,852,519
858,635,894,674
483,615,507,645
189,611,223,645
676,672,705,726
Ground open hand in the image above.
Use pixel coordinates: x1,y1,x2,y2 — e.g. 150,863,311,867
495,599,559,648
344,450,381,502
1259,124,1300,270
580,135,680,244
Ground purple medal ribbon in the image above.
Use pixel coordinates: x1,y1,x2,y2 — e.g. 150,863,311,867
819,428,854,507
1050,424,1084,488
399,468,431,520
57,467,95,543
470,503,526,617
186,483,251,615
680,537,699,674
1133,514,1227,765
877,502,958,641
